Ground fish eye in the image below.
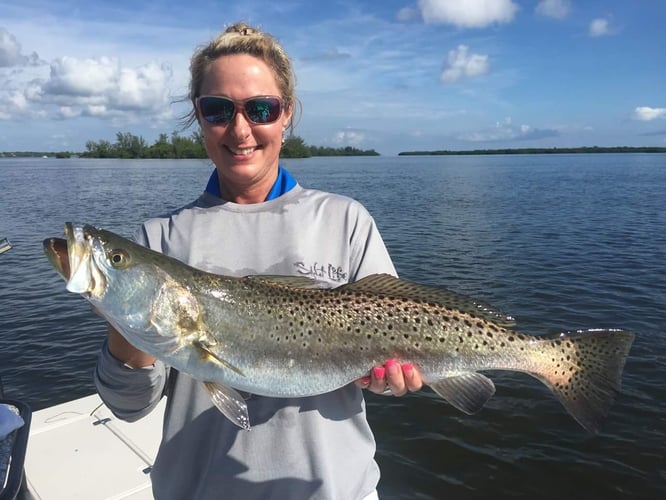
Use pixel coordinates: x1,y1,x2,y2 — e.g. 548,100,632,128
109,249,130,268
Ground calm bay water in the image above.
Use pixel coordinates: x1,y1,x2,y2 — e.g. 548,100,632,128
0,154,664,499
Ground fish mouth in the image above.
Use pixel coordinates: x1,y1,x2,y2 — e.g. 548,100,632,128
43,222,106,296
43,236,70,280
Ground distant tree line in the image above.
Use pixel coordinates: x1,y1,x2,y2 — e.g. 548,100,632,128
1,132,380,159
280,135,379,158
399,146,666,155
78,132,380,159
81,132,208,159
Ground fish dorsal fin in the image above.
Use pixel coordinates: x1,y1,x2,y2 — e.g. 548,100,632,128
337,274,516,327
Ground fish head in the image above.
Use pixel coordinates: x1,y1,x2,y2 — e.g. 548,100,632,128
44,223,207,357
44,223,171,333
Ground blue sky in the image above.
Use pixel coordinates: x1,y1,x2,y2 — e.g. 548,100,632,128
1,0,664,155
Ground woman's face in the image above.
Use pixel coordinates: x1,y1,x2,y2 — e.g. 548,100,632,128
197,54,292,202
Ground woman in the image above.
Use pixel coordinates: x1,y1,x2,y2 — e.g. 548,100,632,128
95,22,422,500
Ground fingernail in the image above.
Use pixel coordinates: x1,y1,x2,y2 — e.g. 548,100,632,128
372,366,386,380
385,358,399,375
402,363,414,378
359,376,371,386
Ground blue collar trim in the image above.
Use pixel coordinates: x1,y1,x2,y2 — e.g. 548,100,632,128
204,165,297,201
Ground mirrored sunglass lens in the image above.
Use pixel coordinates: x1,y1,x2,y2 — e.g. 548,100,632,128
200,97,235,123
245,98,281,123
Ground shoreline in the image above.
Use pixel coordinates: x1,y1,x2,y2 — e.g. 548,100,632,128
398,146,666,156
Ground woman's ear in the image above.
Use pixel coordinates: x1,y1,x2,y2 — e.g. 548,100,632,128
283,103,294,129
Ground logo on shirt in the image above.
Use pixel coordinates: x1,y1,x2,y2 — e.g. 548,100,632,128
294,261,347,282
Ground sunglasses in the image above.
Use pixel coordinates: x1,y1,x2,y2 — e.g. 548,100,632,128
197,95,283,125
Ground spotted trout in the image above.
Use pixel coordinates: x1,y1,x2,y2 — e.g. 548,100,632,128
43,223,634,432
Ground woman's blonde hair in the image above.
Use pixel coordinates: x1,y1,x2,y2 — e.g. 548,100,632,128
184,22,298,130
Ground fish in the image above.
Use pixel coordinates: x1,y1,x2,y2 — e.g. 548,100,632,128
43,222,635,433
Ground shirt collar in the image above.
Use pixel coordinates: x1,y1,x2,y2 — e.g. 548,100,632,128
204,165,297,201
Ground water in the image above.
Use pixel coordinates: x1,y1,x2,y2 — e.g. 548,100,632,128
1,154,664,499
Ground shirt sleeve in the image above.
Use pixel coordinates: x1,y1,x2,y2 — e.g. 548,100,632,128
348,203,397,281
94,339,168,422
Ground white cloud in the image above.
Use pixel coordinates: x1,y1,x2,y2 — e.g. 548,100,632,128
440,45,489,83
57,106,80,119
44,56,119,98
634,107,666,121
461,117,559,142
589,18,611,37
535,0,570,19
0,90,29,120
33,56,174,120
418,0,519,28
0,27,42,67
334,130,365,145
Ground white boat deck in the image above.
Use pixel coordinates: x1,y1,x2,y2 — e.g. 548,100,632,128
24,393,165,499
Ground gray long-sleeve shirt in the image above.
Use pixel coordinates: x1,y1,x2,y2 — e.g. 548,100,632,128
95,184,396,499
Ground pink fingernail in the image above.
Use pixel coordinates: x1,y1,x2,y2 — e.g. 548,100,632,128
372,366,386,380
384,358,398,368
359,376,371,385
385,358,400,375
402,363,414,377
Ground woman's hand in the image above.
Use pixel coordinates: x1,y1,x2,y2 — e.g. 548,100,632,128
107,324,157,368
355,359,423,396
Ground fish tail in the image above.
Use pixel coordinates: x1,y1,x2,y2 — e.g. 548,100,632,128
534,329,634,433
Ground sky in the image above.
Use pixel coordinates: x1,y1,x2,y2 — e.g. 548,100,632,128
1,0,665,155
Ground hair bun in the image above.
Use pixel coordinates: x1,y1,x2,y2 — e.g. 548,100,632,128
227,22,257,36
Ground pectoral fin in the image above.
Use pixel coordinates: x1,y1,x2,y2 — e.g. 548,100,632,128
203,381,251,430
194,339,245,377
429,373,496,415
